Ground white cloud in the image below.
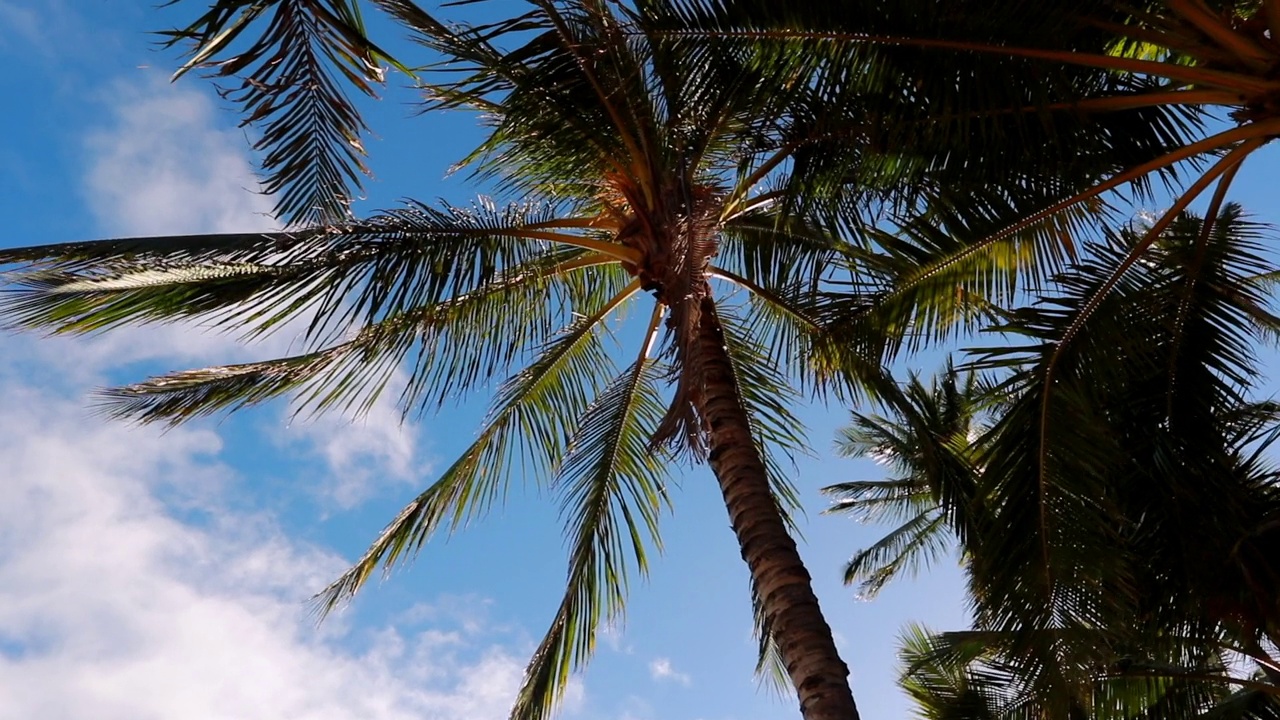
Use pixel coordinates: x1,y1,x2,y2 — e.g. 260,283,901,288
600,620,634,655
82,74,276,237
57,74,428,510
0,339,525,720
648,657,692,686
0,72,533,719
0,1,44,49
10,75,283,383
275,376,429,509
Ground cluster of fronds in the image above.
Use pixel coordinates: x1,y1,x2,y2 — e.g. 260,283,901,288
829,206,1280,720
11,0,1280,718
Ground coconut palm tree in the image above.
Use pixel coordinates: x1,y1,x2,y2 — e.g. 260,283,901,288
966,205,1280,655
896,624,1280,720
825,206,1280,719
1,2,1229,717
662,2,1280,567
1,1,883,718
823,365,986,600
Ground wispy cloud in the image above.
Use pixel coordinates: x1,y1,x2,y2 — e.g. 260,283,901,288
82,74,275,237
65,75,429,510
0,1,45,49
648,657,692,686
0,72,524,719
275,376,429,509
0,339,524,720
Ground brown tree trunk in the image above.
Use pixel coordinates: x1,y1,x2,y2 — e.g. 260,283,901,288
694,296,861,720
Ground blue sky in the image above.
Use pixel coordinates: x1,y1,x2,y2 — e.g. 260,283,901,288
6,3,1280,720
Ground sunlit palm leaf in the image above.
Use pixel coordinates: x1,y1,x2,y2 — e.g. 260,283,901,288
314,279,639,615
514,357,669,720
824,478,931,523
158,0,411,225
0,201,618,342
92,249,624,423
825,366,983,598
842,510,949,599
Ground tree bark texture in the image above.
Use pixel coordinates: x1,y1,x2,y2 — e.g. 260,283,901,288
695,296,861,720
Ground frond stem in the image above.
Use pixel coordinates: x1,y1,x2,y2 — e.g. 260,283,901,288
640,302,664,358
722,190,786,223
1166,0,1273,70
709,266,821,330
897,118,1280,291
1164,154,1245,419
652,29,1277,95
510,228,643,263
723,145,797,222
1105,669,1280,697
1033,88,1239,114
523,216,622,231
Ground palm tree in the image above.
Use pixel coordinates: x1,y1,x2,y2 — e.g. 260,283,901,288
824,206,1280,719
662,1,1280,543
823,365,986,600
4,2,1239,717
896,624,1280,720
1,1,883,718
966,205,1280,655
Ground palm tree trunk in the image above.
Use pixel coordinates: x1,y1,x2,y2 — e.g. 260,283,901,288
695,296,861,720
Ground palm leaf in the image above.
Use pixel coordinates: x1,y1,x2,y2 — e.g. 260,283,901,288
92,249,624,423
0,201,627,342
313,278,640,614
513,356,669,720
840,509,950,600
157,0,412,225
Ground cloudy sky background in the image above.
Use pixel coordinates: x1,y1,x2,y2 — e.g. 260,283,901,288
11,2,1277,719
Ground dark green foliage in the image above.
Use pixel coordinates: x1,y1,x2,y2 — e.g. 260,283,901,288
832,206,1280,720
158,0,414,225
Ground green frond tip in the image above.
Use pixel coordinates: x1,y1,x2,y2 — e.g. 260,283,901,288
753,584,791,696
311,280,641,620
88,248,623,427
93,350,349,426
513,358,669,720
156,0,411,225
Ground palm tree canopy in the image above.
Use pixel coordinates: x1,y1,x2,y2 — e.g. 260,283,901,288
824,364,987,599
0,1,892,717
830,206,1280,720
10,2,1280,718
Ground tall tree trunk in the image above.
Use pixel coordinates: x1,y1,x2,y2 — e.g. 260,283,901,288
695,296,861,720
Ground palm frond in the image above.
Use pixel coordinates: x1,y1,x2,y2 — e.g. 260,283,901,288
513,357,669,720
92,249,624,423
0,201,626,342
824,478,932,523
313,279,640,615
898,625,1272,720
157,0,412,225
841,509,950,600
751,582,792,697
